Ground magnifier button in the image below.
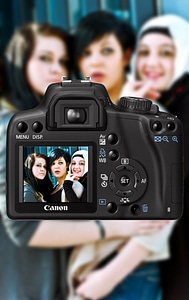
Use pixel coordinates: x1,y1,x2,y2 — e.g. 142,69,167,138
167,122,176,131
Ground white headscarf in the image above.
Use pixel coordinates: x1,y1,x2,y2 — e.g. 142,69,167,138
137,14,189,87
71,150,88,175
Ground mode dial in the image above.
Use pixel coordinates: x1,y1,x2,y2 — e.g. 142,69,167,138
118,97,152,113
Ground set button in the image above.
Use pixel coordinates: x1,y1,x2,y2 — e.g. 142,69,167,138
119,175,130,186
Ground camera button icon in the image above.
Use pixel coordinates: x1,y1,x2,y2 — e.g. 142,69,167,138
99,199,106,205
101,181,108,188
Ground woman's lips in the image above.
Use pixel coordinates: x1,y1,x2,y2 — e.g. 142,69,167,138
91,72,105,81
54,170,60,175
144,72,161,80
73,171,81,175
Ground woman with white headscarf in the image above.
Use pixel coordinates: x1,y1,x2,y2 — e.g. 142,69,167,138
67,14,189,300
122,14,189,300
121,14,189,105
64,150,88,202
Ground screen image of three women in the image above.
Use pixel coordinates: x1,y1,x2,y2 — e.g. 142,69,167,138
23,148,88,203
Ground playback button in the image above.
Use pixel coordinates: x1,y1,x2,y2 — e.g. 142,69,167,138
107,202,118,214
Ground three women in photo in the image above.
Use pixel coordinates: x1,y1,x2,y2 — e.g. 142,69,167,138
23,148,88,203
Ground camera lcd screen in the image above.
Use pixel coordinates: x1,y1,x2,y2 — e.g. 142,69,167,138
20,145,92,204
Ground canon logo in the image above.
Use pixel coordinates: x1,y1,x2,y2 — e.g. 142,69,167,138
44,205,68,211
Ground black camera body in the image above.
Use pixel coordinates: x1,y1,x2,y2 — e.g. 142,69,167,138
7,78,184,219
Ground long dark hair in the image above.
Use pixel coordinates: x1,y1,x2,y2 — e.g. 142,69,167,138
24,152,53,201
4,22,71,110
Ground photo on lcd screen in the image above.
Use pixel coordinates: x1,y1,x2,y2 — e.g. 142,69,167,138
23,146,88,203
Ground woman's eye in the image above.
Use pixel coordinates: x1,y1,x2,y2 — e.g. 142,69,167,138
137,49,149,57
102,47,114,55
39,55,51,62
159,50,175,57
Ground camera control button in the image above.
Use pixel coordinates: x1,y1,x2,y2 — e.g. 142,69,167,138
134,172,140,189
119,97,152,112
108,150,119,161
119,175,130,186
32,122,43,133
152,121,162,132
17,122,28,133
130,204,141,215
107,133,118,145
109,172,116,190
167,122,176,131
116,190,133,197
107,202,118,214
116,165,133,172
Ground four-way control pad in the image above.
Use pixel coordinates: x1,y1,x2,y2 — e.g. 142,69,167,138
109,158,147,205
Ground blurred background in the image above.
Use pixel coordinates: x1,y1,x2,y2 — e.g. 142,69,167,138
0,1,188,299
1,0,189,56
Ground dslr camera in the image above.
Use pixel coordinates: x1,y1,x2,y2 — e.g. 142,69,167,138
7,78,183,219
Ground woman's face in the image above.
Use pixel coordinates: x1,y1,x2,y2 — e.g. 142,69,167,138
71,156,85,178
136,33,176,91
26,35,69,95
50,157,68,179
78,34,128,98
32,157,47,180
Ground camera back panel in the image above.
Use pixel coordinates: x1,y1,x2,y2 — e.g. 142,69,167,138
6,79,184,219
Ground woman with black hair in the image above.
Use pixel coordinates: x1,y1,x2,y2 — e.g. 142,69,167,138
49,148,84,202
74,10,136,104
24,153,53,202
